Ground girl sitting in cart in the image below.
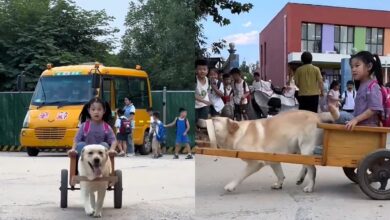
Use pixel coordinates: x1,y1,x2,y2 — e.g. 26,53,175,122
68,97,117,156
329,51,384,130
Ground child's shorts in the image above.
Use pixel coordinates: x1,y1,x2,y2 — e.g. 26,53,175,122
335,111,354,124
116,133,128,141
76,142,109,153
176,135,190,145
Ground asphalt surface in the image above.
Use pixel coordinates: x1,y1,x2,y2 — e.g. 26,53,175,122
0,152,194,220
195,155,390,220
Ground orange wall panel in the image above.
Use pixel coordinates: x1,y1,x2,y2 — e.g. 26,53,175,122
384,29,390,56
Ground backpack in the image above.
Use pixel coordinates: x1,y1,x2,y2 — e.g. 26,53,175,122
234,80,251,102
83,120,110,137
119,117,132,134
155,122,166,143
368,80,390,127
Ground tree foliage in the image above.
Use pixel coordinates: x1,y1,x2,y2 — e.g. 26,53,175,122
119,0,195,90
0,0,118,91
195,0,253,57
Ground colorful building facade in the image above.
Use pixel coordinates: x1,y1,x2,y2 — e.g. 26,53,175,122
260,3,390,87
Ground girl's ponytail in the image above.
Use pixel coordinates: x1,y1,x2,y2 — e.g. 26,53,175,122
102,101,112,123
79,102,91,123
373,54,383,87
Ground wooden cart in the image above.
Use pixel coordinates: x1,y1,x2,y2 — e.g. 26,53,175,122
196,123,390,200
59,155,123,208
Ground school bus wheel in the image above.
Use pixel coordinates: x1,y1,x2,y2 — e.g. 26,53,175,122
26,147,39,157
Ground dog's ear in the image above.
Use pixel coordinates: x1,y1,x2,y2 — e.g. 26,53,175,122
227,120,239,134
80,148,85,161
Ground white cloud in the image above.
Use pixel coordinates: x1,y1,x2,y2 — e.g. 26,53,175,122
243,21,252,27
224,31,258,45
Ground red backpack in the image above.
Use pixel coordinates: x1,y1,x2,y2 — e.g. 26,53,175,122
83,120,110,137
368,80,390,127
119,117,132,134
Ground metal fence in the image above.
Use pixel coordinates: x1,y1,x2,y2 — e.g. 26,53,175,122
0,91,194,147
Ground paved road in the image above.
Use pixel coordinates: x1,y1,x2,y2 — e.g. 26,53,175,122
195,155,390,220
0,152,194,220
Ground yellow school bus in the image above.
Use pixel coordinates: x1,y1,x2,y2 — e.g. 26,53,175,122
19,63,152,156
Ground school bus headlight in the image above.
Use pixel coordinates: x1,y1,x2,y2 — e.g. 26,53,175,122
23,111,30,128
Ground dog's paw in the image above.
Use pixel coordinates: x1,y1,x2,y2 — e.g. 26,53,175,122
224,182,237,192
303,185,313,193
271,182,283,190
93,212,102,218
85,210,94,217
296,178,304,185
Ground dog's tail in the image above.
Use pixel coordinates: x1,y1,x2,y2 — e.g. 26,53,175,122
318,105,340,123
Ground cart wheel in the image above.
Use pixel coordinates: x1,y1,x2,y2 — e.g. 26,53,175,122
343,167,358,183
27,147,39,156
114,170,122,208
358,149,390,200
60,169,68,208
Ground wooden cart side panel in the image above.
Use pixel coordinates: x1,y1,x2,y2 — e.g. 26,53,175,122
321,130,329,166
325,129,385,167
318,123,390,133
197,148,323,166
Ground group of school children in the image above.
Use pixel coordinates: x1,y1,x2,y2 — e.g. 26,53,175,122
68,98,193,160
195,59,253,123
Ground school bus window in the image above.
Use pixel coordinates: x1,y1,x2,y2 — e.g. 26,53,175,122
128,77,149,109
102,79,111,104
114,77,131,109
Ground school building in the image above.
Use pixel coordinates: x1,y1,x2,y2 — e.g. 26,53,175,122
259,3,390,87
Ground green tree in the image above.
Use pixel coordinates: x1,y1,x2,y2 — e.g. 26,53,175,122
119,0,195,90
239,61,253,84
0,0,118,91
195,0,253,57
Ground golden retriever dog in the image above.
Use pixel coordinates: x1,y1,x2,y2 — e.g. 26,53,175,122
198,110,335,193
79,144,111,218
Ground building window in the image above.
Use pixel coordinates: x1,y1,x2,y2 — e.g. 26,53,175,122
366,28,384,55
301,23,322,53
334,26,354,54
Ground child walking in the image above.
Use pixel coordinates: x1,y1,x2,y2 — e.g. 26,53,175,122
165,108,193,159
231,68,250,121
151,111,163,159
329,51,383,130
68,98,117,161
327,80,341,110
195,59,211,124
114,109,128,156
208,68,225,117
127,112,136,156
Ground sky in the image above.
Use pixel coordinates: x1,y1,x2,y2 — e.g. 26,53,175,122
73,0,390,63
